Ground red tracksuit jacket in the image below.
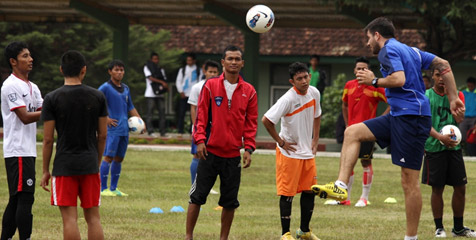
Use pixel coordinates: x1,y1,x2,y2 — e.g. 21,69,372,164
193,73,258,158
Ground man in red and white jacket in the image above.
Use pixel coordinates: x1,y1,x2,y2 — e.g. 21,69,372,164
186,45,258,240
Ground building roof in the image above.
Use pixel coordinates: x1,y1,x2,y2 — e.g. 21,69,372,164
153,25,426,57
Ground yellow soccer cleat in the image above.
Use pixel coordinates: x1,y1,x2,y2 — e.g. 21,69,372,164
311,182,347,201
100,189,115,197
296,229,320,240
281,232,296,240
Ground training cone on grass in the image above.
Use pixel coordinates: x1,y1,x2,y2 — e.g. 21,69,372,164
384,197,397,203
149,207,164,214
170,206,185,212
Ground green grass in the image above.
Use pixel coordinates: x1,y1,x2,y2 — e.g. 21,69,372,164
1,148,476,239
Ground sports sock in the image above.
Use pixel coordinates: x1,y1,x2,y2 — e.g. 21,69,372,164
190,158,199,184
434,218,443,229
280,196,293,235
300,192,315,233
404,235,418,240
1,195,18,240
454,216,464,232
347,171,354,201
16,192,34,240
335,180,347,189
110,161,122,191
100,161,111,191
361,165,373,200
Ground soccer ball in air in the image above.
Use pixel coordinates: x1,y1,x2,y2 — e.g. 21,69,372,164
439,124,462,145
246,5,275,33
128,116,145,135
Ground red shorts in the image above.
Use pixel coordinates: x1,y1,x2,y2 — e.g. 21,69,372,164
51,173,101,208
276,147,317,196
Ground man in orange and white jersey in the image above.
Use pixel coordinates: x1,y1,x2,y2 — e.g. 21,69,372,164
262,62,321,240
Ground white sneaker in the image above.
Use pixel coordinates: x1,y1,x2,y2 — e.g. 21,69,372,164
324,200,340,205
435,228,446,238
452,227,476,237
355,198,368,207
210,189,219,194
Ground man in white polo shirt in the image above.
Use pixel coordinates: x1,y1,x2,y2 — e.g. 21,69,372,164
1,41,43,240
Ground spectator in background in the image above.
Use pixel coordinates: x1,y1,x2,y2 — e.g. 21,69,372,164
144,52,168,137
176,53,200,134
309,54,327,95
460,76,476,156
423,75,432,90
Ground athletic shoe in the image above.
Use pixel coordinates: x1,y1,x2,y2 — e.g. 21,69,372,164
296,228,320,240
100,189,115,197
111,189,129,196
210,189,219,194
340,200,351,205
311,182,347,201
452,227,476,237
435,228,446,238
324,200,340,205
355,198,368,207
281,232,296,240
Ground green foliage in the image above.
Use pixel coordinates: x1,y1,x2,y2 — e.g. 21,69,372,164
0,23,183,112
328,0,476,62
320,73,347,138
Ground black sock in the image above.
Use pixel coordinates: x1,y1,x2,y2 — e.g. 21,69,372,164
16,192,34,240
434,218,443,229
454,216,464,232
280,196,293,235
300,192,315,233
1,195,18,240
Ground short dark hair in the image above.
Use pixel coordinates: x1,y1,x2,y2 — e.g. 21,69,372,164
4,41,29,69
289,62,309,79
467,76,476,84
310,54,320,61
60,50,86,77
355,56,370,65
203,60,220,71
222,45,243,59
186,52,197,60
108,59,125,70
150,52,159,59
364,17,396,38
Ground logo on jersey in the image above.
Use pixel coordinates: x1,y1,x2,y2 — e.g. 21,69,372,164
27,178,33,186
215,96,223,107
294,103,301,108
8,93,17,102
22,93,28,97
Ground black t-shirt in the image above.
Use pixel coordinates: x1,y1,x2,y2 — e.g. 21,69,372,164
41,84,108,176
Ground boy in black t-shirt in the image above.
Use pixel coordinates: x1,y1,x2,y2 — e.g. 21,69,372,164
40,50,108,240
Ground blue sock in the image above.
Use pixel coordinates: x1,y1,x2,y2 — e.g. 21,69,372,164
100,161,111,191
110,161,122,191
190,158,199,184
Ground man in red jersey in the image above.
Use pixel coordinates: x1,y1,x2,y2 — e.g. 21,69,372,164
185,45,258,240
327,57,388,207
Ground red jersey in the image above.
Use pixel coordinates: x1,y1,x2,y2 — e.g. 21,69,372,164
342,79,387,126
193,73,258,158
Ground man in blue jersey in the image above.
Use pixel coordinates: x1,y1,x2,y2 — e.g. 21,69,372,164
312,17,465,240
99,60,144,197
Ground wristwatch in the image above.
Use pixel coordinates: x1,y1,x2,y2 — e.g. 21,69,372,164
371,78,379,88
245,148,254,155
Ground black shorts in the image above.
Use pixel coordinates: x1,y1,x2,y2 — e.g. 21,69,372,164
189,152,241,209
359,141,375,159
421,149,467,187
5,157,36,196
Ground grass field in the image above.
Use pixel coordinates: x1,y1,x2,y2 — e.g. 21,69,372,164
1,147,476,239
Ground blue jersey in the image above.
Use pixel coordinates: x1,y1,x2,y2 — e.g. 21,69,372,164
378,38,435,117
462,88,476,117
99,81,135,136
